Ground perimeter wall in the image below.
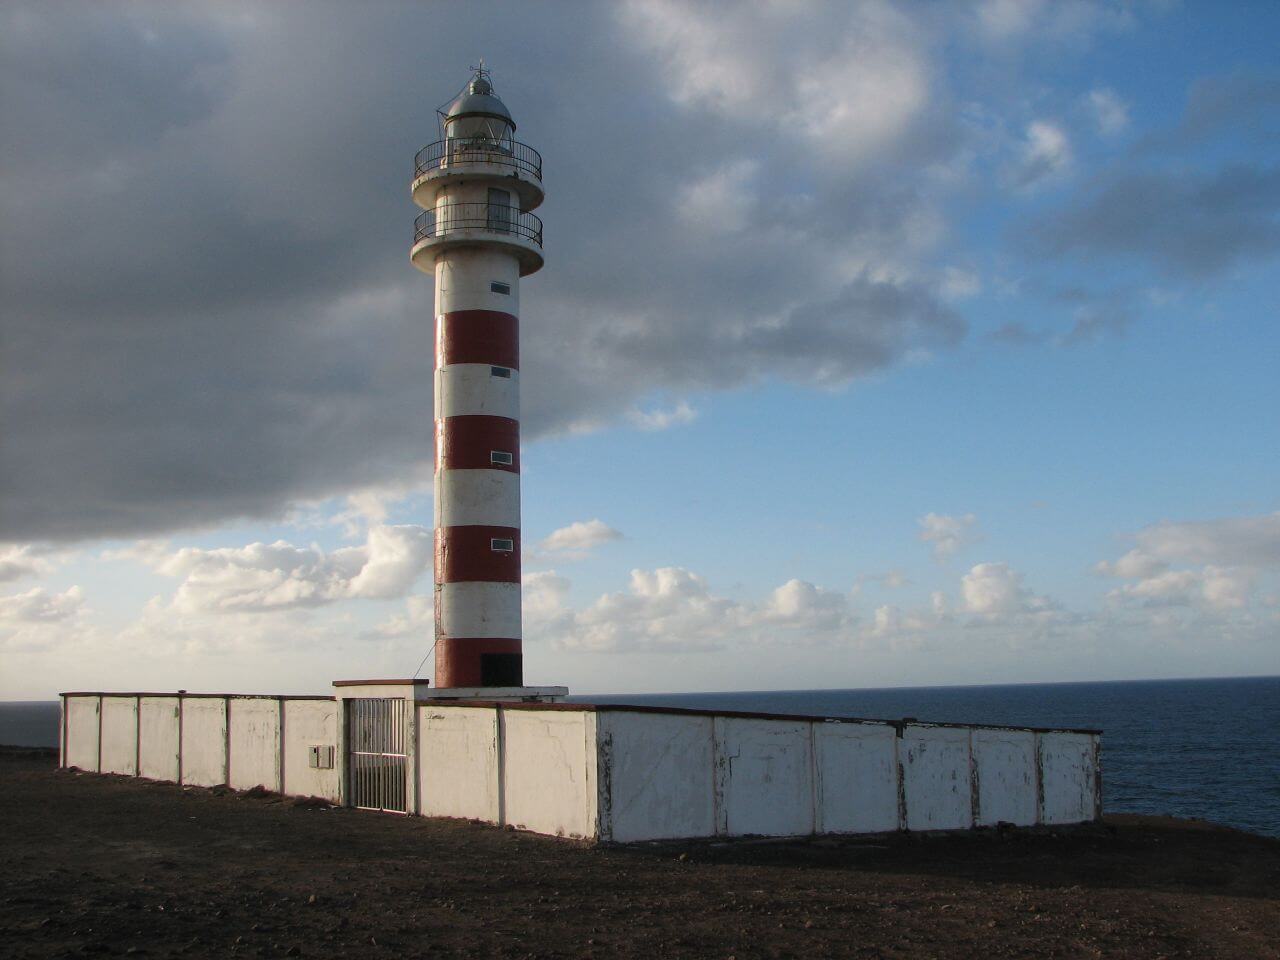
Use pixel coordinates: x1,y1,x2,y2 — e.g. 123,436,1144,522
60,693,341,804
415,704,1101,842
60,694,1100,843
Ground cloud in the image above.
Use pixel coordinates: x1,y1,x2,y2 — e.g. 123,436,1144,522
1034,163,1280,277
968,0,1136,46
961,562,1023,615
940,266,982,301
526,566,856,653
0,544,56,583
1143,73,1280,153
1,1,971,544
918,513,981,560
364,594,433,641
537,519,624,560
1096,548,1168,580
1009,120,1072,189
1133,513,1280,567
622,0,934,169
0,585,85,624
1107,566,1256,611
128,524,431,613
627,401,697,432
1086,88,1129,135
1098,512,1280,613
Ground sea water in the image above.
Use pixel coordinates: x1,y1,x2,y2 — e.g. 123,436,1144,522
5,676,1277,837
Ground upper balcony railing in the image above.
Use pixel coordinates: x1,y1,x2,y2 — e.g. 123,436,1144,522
413,137,543,182
414,203,543,248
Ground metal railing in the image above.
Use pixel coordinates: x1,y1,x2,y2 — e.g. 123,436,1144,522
414,203,543,248
414,137,542,181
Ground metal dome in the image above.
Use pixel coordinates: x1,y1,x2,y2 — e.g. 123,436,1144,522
444,74,515,131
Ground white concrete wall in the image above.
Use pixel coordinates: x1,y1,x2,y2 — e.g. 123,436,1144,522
596,710,715,843
972,728,1037,827
501,709,597,839
228,697,281,792
99,696,138,776
60,693,1101,843
64,696,100,771
418,705,500,823
282,699,341,803
138,696,180,782
813,721,900,835
180,697,228,787
1040,732,1100,825
715,717,815,838
900,724,973,831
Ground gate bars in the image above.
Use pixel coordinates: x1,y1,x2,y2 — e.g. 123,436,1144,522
347,698,408,813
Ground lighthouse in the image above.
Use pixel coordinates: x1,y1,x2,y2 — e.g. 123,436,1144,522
411,67,545,690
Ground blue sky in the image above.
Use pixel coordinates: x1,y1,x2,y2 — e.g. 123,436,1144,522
2,1,1278,699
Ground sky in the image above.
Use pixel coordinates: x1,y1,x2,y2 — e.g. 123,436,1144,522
2,0,1278,700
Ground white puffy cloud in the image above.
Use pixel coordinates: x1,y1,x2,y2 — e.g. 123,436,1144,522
1108,565,1256,611
622,0,932,169
0,544,55,582
131,524,431,613
346,525,433,600
365,594,433,641
0,585,88,653
918,512,981,560
0,585,84,623
1100,512,1280,614
526,566,857,653
961,562,1054,616
762,579,849,631
1134,513,1280,567
1010,120,1072,188
536,519,624,560
1095,548,1167,579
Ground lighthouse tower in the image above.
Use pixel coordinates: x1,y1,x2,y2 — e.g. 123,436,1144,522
411,68,544,690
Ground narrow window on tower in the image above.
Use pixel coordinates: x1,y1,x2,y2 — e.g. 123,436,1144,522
490,538,515,552
487,188,512,233
490,450,514,466
490,366,512,379
490,281,511,295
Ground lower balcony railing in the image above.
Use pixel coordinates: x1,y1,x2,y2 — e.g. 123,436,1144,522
414,203,543,248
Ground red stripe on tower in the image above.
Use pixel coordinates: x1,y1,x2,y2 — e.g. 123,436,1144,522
435,526,521,583
436,416,520,473
433,638,523,689
437,310,519,370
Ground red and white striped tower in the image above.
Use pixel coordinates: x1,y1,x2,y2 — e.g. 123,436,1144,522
410,67,544,689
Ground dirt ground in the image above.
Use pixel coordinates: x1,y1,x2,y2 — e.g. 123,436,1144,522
2,747,1277,959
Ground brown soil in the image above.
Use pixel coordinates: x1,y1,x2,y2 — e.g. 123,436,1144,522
2,747,1277,959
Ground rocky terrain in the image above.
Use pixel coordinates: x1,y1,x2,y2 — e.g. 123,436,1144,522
2,746,1277,959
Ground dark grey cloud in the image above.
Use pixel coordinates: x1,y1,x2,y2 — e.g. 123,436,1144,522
1028,71,1280,280
1,1,965,542
1139,73,1280,154
1033,163,1280,278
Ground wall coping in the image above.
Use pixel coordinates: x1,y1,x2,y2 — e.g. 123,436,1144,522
414,698,1103,736
60,692,335,701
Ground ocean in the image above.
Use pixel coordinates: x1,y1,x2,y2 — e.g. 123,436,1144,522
5,676,1277,838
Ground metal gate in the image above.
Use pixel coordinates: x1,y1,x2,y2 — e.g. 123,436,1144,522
347,698,408,813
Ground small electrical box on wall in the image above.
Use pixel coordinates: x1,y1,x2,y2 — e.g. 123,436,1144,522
308,745,335,769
